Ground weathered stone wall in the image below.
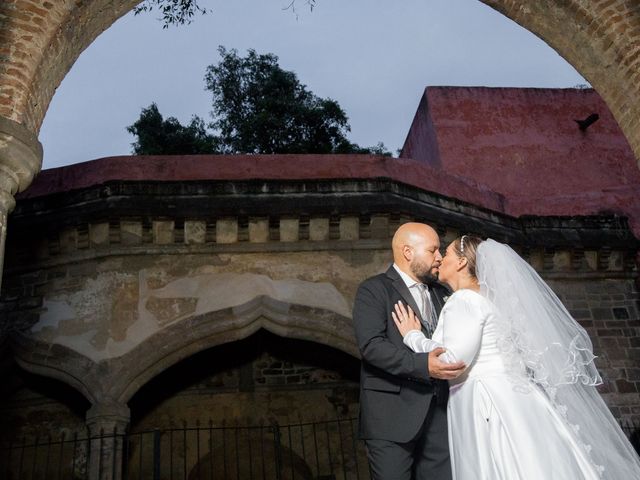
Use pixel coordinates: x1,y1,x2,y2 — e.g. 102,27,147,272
4,247,373,362
130,332,359,426
0,331,359,440
0,369,88,440
0,175,638,441
551,278,640,419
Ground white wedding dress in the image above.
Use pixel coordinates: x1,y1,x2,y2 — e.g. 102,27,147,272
404,289,602,480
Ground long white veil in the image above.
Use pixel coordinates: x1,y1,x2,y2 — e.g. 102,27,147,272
476,239,640,479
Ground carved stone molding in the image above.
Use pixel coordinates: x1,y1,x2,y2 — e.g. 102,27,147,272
9,298,357,405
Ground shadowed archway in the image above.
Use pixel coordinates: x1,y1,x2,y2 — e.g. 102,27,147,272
10,296,358,408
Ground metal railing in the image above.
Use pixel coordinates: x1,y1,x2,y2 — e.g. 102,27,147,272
1,418,369,480
2,417,640,479
1,430,90,480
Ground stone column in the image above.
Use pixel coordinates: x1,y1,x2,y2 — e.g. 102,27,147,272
0,116,42,291
86,400,131,480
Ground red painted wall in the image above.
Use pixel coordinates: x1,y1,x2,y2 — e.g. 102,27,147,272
401,87,640,234
18,87,640,236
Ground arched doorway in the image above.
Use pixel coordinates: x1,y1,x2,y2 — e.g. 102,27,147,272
128,328,359,431
124,329,365,479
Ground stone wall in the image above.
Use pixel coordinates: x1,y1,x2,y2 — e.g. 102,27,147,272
551,278,640,419
0,176,638,441
0,330,360,441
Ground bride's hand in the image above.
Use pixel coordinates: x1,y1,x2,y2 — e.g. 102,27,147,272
392,301,422,337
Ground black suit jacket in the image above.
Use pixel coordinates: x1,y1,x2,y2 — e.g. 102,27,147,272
353,265,450,442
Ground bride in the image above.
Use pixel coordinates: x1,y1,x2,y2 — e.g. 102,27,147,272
392,236,640,479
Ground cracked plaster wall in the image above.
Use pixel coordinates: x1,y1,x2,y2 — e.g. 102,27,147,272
26,250,387,362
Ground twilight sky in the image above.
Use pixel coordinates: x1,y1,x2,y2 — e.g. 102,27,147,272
38,0,586,169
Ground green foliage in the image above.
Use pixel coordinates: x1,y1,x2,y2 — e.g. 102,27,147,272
127,47,391,156
133,0,317,27
133,0,209,28
206,47,357,154
126,103,217,154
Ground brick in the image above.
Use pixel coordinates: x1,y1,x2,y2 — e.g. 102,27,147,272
605,320,628,329
597,328,624,337
616,379,638,393
570,309,592,320
577,319,594,328
592,307,615,320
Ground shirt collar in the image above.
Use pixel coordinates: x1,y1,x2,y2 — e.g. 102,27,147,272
392,263,424,290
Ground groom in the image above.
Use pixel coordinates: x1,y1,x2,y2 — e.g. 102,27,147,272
353,222,465,480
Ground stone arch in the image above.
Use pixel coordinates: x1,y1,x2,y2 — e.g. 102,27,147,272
0,1,639,164
11,332,101,404
480,1,640,159
113,296,359,404
9,296,358,407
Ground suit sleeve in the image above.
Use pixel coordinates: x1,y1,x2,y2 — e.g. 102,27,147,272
353,279,431,382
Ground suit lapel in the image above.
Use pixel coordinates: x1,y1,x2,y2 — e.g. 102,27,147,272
386,266,424,326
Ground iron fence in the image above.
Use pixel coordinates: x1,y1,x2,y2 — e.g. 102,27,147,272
1,430,90,480
2,417,640,479
1,418,369,480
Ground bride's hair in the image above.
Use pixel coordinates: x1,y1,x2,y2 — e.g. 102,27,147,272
452,235,483,278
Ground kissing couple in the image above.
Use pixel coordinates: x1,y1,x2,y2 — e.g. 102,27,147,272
353,222,640,479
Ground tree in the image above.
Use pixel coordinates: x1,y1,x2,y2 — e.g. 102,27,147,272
127,48,390,156
134,0,316,27
205,46,370,154
133,0,209,28
126,103,217,155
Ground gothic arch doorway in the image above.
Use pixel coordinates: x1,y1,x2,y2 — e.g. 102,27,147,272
128,329,360,431
124,329,364,479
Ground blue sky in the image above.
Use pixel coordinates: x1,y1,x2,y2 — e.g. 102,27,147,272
39,0,586,168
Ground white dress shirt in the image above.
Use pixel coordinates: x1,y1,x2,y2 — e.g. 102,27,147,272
392,263,431,319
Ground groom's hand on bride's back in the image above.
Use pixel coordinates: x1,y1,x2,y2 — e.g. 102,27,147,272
428,347,465,379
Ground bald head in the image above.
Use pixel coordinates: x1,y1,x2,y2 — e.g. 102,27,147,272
392,222,442,283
